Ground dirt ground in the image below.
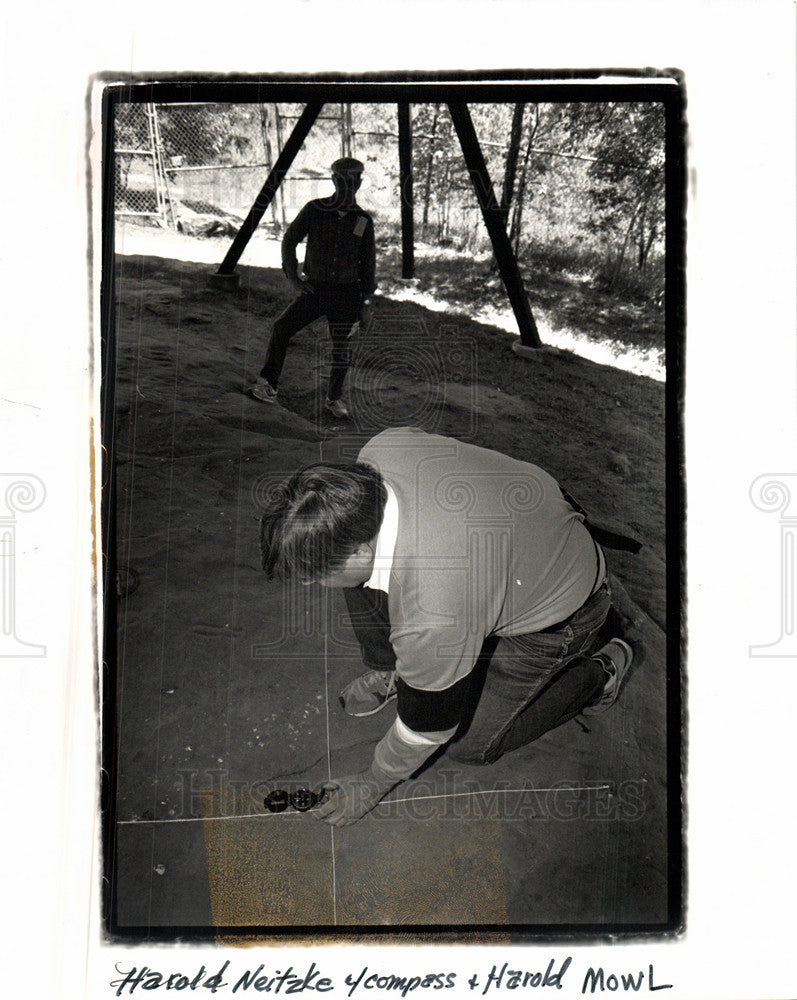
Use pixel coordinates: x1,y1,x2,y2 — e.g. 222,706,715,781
109,225,674,938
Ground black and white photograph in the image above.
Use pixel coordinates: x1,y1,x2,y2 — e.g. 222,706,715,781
103,75,683,937
3,1,797,995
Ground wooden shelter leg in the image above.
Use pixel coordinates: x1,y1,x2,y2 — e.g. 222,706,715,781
216,101,324,276
397,102,415,279
447,102,542,348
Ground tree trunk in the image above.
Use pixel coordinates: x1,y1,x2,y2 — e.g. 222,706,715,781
609,196,643,289
501,103,525,217
635,195,649,270
641,218,658,273
259,104,279,230
341,103,354,158
421,104,440,239
273,104,287,231
439,158,452,241
509,106,538,254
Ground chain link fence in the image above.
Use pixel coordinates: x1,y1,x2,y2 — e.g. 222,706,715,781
112,101,662,285
115,103,275,233
112,102,502,246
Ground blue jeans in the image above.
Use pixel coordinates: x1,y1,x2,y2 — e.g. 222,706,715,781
342,581,613,766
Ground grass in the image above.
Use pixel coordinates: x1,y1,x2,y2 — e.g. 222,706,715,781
377,240,666,357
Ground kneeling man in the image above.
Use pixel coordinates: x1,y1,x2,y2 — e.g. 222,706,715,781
259,427,633,826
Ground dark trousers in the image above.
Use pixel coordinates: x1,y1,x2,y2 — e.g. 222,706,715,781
342,582,612,765
260,282,361,401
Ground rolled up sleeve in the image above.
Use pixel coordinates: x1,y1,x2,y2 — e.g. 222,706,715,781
373,716,459,782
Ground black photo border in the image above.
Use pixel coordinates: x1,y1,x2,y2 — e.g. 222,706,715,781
98,69,686,943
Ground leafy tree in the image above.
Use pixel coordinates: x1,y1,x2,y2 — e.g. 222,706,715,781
579,102,666,282
157,104,265,165
411,104,458,241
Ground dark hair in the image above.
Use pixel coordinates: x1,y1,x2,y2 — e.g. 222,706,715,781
259,462,387,581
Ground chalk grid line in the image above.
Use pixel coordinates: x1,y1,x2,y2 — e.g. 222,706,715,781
323,589,338,925
116,782,619,825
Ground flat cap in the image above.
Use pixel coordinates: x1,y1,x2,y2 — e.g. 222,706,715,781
330,157,365,175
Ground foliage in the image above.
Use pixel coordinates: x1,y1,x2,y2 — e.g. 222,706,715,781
578,102,666,283
114,99,668,302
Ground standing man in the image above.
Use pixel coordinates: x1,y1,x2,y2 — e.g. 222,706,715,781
259,427,634,826
250,157,376,419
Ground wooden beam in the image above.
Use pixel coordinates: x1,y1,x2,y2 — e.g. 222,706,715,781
216,101,323,275
447,102,542,348
397,102,415,279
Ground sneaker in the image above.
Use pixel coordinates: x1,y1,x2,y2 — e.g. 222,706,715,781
325,397,350,419
581,638,633,716
339,669,397,717
251,377,278,403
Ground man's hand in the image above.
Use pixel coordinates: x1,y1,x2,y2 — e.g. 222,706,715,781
313,767,397,827
358,300,373,330
347,301,372,340
289,273,313,296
